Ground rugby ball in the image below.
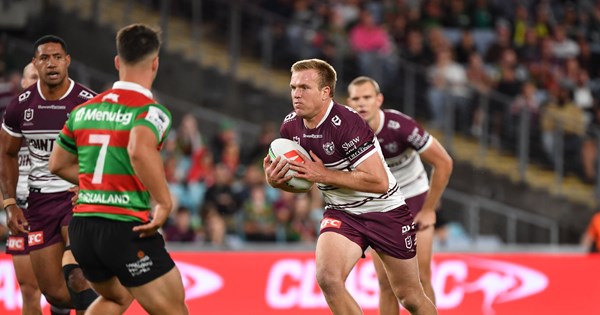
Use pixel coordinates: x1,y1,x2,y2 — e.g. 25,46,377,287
268,138,313,191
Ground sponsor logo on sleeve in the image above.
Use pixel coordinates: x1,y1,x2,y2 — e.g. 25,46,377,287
18,91,31,103
387,120,400,129
78,90,95,100
145,106,170,139
331,115,341,126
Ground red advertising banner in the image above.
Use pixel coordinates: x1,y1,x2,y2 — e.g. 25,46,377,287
0,252,598,314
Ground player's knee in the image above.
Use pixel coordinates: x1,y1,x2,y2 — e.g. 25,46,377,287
63,264,98,310
315,269,344,294
396,290,425,313
19,283,41,305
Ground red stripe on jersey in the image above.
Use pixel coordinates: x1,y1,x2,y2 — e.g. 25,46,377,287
74,129,130,148
79,174,146,192
74,204,150,221
61,125,74,139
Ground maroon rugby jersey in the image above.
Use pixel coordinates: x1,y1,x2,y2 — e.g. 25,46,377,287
375,109,432,198
1,79,96,193
279,101,405,214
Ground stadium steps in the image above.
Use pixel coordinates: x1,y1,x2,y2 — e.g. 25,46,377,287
53,0,292,94
52,0,597,208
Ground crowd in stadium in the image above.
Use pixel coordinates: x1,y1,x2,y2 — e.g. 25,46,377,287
2,0,600,247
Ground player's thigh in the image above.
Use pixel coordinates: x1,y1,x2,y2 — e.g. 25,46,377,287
315,232,363,281
29,243,67,290
12,254,38,288
128,267,186,314
377,252,423,296
416,226,435,274
89,277,133,307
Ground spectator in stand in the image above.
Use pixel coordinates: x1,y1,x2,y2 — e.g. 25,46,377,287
512,4,530,48
540,86,585,173
427,47,469,132
484,20,513,64
242,185,277,242
454,29,478,64
469,0,496,29
164,207,196,243
465,52,494,137
551,24,580,59
202,163,241,246
533,4,554,40
507,81,543,153
581,102,600,184
516,27,541,63
443,0,471,28
349,8,396,88
245,121,278,166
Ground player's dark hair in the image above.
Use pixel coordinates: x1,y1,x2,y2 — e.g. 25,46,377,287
291,58,337,97
33,35,68,56
116,24,161,64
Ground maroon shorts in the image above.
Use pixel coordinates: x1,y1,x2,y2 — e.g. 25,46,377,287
320,205,417,260
405,191,427,217
25,191,74,251
6,198,30,255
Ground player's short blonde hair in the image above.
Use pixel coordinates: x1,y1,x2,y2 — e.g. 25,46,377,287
291,59,337,97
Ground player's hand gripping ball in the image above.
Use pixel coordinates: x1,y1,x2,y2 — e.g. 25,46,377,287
268,138,313,192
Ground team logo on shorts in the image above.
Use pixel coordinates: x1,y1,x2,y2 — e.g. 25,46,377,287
405,236,413,250
24,108,34,122
7,236,25,251
320,218,341,230
28,231,44,246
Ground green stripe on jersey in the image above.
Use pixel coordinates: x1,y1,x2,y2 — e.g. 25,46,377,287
78,189,150,210
78,146,133,175
57,133,77,154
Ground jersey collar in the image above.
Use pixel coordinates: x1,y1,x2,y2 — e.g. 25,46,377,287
112,81,153,99
374,109,385,135
37,78,74,101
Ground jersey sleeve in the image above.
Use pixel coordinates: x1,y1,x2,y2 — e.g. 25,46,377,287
390,110,432,153
133,104,172,146
1,94,24,137
56,109,77,154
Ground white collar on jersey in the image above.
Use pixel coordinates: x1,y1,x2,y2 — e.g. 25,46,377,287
112,81,153,99
374,109,385,135
308,100,334,129
37,78,74,101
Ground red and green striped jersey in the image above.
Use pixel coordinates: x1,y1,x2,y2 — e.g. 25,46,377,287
56,81,172,222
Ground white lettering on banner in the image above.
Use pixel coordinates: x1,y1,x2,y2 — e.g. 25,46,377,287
265,256,548,313
432,257,548,315
0,258,222,312
266,259,378,309
175,261,223,300
0,261,19,310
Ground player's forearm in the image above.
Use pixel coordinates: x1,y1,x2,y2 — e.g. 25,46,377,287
421,161,453,212
320,167,388,194
0,155,19,199
130,147,172,214
51,164,80,185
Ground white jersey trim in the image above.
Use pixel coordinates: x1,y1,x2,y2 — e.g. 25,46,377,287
37,78,75,101
2,123,23,137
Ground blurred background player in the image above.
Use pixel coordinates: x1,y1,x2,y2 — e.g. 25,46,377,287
50,23,188,314
347,76,453,312
0,36,98,314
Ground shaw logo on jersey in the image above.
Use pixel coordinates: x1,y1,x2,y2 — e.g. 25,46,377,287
74,108,133,125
